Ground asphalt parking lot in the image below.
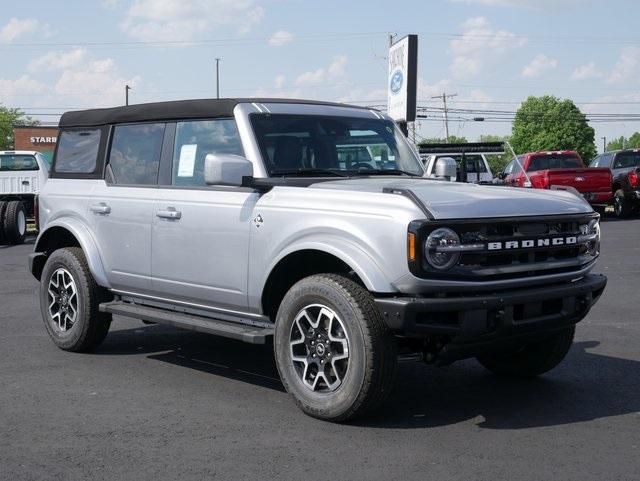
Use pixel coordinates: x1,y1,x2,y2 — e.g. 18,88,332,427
1,218,638,481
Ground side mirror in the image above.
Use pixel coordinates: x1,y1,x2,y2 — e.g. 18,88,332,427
498,172,507,180
434,157,457,181
204,154,253,187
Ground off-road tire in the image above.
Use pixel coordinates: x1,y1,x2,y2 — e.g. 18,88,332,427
274,274,397,422
613,189,634,218
40,247,112,352
4,200,27,245
477,326,575,378
0,201,8,245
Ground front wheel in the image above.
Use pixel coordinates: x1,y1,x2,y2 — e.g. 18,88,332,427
274,274,397,422
477,326,575,378
40,247,112,352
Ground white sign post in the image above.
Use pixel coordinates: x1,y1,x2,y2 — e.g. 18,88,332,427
387,34,418,124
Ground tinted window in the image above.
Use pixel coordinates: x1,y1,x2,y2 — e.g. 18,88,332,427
527,154,583,171
55,129,101,173
613,151,640,169
436,154,487,173
109,123,164,185
589,155,602,167
0,154,38,171
251,114,423,176
172,119,243,186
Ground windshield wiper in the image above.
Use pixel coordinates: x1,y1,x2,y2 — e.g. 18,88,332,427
269,168,348,177
356,169,421,177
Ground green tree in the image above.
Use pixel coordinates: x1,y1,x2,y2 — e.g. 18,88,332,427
510,95,596,162
606,132,640,151
479,134,513,174
418,135,468,146
0,105,39,150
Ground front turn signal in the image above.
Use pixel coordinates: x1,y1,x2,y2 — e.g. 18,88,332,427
407,232,416,262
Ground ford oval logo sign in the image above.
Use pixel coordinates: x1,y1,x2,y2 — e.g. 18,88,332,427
390,69,403,95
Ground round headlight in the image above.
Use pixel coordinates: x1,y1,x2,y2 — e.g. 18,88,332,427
586,219,600,256
425,227,461,270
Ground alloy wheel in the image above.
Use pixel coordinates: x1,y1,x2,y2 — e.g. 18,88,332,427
47,268,78,334
289,304,350,392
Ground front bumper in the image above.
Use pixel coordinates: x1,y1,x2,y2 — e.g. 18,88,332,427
376,274,606,360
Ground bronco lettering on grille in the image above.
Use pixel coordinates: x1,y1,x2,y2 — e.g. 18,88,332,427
487,236,578,250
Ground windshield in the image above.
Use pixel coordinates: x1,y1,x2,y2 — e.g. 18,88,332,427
528,154,583,172
613,151,640,169
0,154,39,171
250,114,424,176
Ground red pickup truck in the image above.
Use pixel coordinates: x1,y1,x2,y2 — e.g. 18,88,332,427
500,150,612,212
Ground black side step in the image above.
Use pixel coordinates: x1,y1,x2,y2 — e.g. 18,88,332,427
100,301,274,345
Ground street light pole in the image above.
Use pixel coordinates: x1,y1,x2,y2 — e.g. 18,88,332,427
215,58,221,99
601,136,607,153
125,84,131,106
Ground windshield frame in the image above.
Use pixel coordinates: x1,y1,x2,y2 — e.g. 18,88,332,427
245,110,424,178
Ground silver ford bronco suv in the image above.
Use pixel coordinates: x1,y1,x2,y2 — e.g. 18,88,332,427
29,99,606,422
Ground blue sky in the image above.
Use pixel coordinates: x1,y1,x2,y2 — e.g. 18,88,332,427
1,0,639,152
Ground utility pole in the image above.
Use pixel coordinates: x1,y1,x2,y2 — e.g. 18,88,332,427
601,136,607,153
215,58,221,99
125,84,131,106
431,92,457,142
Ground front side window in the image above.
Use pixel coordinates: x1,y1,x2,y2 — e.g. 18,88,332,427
0,154,38,171
172,119,243,186
55,129,101,173
108,123,164,185
250,114,424,176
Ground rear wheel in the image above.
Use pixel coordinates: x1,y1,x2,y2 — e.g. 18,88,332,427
477,326,575,378
40,247,112,352
274,274,397,422
0,201,7,245
613,189,634,218
3,200,27,245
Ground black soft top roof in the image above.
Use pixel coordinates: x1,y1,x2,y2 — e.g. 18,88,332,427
58,98,367,128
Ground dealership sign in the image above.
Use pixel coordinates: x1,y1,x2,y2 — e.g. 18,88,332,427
387,34,418,123
30,136,57,145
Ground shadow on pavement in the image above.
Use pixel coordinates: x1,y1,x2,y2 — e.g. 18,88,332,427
0,237,35,249
98,325,639,430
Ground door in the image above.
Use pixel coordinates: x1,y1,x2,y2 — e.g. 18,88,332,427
151,118,257,310
90,123,165,293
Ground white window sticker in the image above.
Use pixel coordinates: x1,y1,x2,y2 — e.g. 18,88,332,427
177,144,197,177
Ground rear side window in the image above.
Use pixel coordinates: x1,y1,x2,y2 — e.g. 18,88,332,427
436,155,487,173
108,123,165,185
55,129,101,173
171,119,243,187
0,154,38,171
613,152,640,169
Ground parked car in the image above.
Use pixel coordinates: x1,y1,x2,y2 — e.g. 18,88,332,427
30,99,606,422
0,150,49,244
419,142,504,183
499,150,612,213
590,149,640,218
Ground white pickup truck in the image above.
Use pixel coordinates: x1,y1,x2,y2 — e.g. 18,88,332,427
0,150,49,244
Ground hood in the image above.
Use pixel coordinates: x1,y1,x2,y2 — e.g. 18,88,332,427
311,177,592,220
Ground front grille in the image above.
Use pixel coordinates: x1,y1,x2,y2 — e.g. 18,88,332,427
411,213,598,281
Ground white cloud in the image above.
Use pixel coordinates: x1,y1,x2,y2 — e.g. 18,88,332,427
296,55,347,86
28,48,87,72
570,61,603,81
120,0,265,42
0,18,41,43
521,54,558,78
274,74,286,88
607,47,640,84
269,30,293,47
1,50,141,110
449,17,526,78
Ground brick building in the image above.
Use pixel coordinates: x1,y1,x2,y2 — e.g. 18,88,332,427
13,126,60,165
